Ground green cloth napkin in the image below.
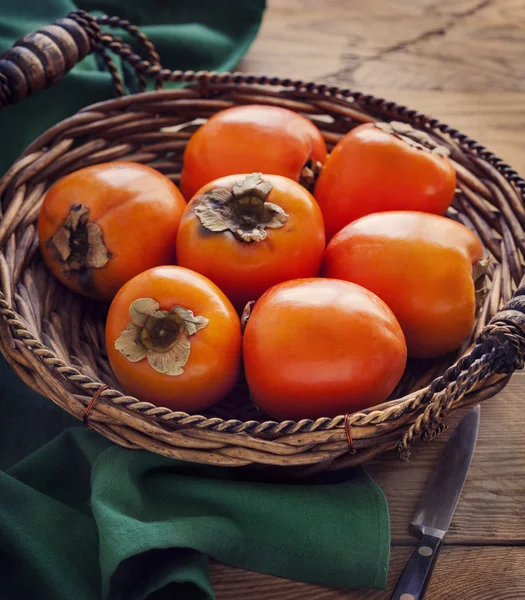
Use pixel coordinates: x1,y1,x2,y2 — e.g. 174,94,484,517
0,2,390,597
0,357,390,599
0,0,267,174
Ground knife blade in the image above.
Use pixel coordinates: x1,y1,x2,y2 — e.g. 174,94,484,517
391,405,480,600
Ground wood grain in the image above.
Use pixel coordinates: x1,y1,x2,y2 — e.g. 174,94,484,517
212,546,525,599
217,0,525,597
369,374,525,545
241,0,525,92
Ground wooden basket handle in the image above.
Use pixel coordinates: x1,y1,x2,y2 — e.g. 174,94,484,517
481,284,525,371
0,10,164,109
398,286,525,461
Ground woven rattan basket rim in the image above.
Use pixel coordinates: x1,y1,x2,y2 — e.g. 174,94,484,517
0,60,523,470
0,73,523,439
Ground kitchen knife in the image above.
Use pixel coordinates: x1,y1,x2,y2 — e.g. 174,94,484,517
391,404,480,600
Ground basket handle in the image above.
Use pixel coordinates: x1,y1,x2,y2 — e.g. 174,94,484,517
481,283,525,369
398,285,525,461
0,10,164,109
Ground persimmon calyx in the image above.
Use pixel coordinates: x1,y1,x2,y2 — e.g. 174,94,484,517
375,121,451,158
473,257,490,310
240,300,255,332
115,298,208,376
194,173,289,242
47,204,110,272
473,256,490,282
300,158,323,190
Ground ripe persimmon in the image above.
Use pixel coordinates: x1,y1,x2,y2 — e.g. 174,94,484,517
243,278,407,420
176,173,326,310
323,211,485,357
106,266,241,411
38,162,186,301
180,104,327,199
314,122,457,239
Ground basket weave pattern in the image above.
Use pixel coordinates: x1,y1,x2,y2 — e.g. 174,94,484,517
0,11,524,472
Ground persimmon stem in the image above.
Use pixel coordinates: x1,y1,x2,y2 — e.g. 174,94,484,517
473,257,490,310
194,173,289,243
473,256,490,282
141,314,183,352
300,158,323,190
241,300,255,332
375,122,450,157
114,298,208,376
47,204,110,273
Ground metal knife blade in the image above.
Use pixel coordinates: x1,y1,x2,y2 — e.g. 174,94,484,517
391,406,480,600
410,404,480,540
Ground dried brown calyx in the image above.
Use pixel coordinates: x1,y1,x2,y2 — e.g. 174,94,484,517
473,256,490,310
375,121,451,158
300,158,323,191
115,298,208,375
47,204,110,274
473,256,490,283
240,300,255,332
194,173,289,242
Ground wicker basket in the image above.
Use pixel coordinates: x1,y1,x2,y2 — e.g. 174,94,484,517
0,11,524,474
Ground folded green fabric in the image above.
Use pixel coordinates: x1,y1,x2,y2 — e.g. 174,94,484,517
0,2,390,597
0,0,266,174
0,356,390,599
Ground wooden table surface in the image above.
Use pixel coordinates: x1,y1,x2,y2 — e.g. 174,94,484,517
210,1,525,598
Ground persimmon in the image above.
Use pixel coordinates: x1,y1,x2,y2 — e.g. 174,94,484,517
314,122,457,239
323,211,485,358
176,173,326,310
106,266,241,411
243,278,407,420
38,162,186,301
180,104,328,199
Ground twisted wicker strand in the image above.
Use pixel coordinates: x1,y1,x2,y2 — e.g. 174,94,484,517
0,72,11,108
398,347,497,460
96,14,163,90
67,11,125,97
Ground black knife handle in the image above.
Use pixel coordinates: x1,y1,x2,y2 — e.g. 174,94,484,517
390,534,443,600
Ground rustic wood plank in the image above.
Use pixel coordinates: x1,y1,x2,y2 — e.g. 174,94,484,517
241,0,525,93
212,546,525,599
369,372,525,545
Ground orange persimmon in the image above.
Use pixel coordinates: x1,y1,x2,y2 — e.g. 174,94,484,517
106,266,241,411
180,104,327,199
38,162,186,301
323,211,485,358
243,278,407,420
176,173,326,310
314,122,457,239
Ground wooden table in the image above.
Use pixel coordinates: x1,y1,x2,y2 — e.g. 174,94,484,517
210,1,525,598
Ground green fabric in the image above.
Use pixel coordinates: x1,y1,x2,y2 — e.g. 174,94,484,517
0,0,266,174
0,357,390,598
0,2,391,598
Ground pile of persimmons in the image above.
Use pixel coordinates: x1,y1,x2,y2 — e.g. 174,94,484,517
37,105,485,420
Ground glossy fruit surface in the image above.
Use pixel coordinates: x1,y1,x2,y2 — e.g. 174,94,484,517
243,278,407,420
38,162,186,301
323,211,484,357
180,104,327,199
176,173,326,310
314,122,457,239
106,266,241,411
